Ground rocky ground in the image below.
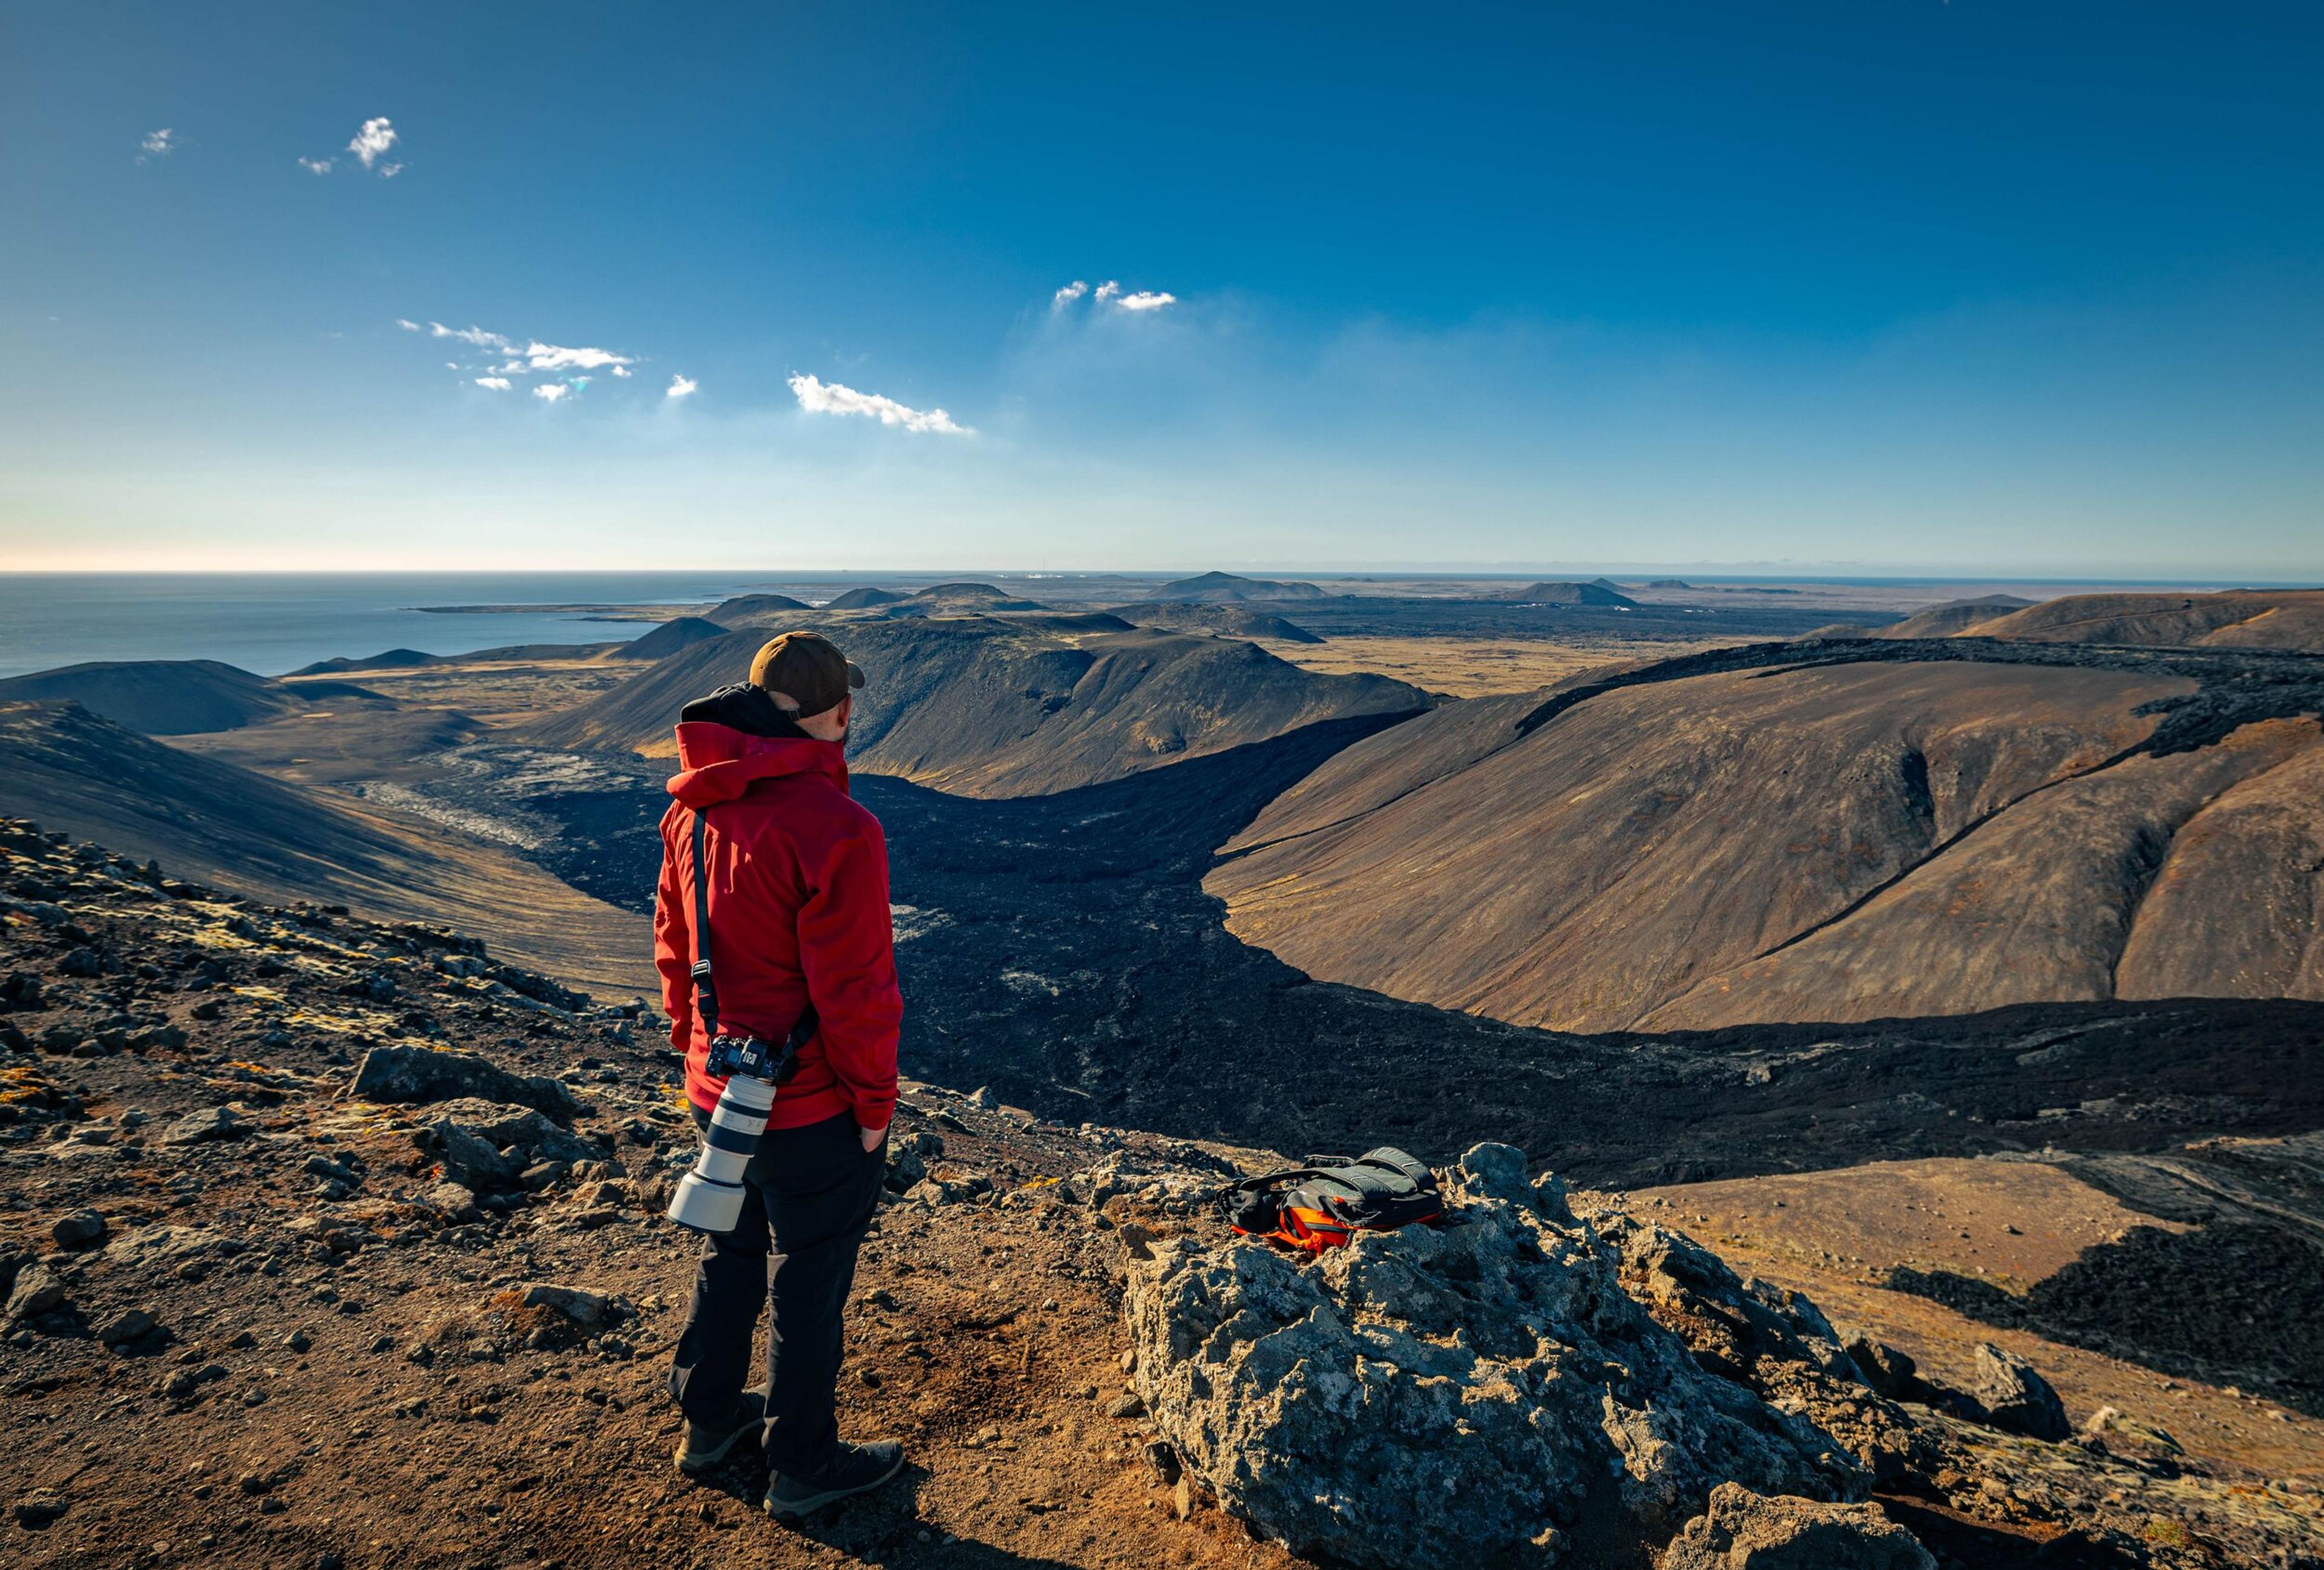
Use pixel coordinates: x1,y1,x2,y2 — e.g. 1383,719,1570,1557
4,821,2322,1567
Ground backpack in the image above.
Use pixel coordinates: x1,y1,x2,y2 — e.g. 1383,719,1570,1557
1221,1148,1443,1252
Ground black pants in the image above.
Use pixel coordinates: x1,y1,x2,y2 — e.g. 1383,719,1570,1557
667,1109,885,1475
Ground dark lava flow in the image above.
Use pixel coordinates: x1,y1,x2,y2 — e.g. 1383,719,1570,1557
516,714,2324,1191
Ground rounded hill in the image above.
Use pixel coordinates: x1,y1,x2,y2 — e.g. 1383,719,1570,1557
0,659,325,735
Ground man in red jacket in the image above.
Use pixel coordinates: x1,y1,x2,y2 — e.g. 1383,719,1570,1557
654,629,906,1518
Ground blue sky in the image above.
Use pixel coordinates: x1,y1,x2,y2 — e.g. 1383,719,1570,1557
2,2,2319,576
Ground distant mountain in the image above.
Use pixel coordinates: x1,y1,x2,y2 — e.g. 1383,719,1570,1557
1500,581,1640,607
704,593,812,625
0,659,332,736
519,619,1429,796
823,585,907,609
289,648,440,677
1115,603,1326,644
1965,588,2324,651
1871,594,2037,640
1143,571,1327,603
888,583,1053,615
605,616,729,662
286,643,621,675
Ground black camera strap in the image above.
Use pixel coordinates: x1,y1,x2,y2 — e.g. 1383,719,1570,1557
687,804,820,1060
688,807,723,1036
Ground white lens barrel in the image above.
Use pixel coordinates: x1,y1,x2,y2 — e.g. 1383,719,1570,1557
665,1074,780,1233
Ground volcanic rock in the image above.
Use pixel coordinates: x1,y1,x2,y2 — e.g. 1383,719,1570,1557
1656,1483,1933,1569
162,1105,251,1145
51,1209,108,1247
96,1307,159,1347
517,1283,610,1329
350,1045,576,1123
1583,1207,1928,1480
13,1490,68,1528
427,1115,519,1190
1841,1335,1919,1401
1972,1344,2070,1441
7,1263,66,1319
1123,1144,1863,1569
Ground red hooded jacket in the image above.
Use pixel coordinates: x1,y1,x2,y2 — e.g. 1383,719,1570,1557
654,721,901,1131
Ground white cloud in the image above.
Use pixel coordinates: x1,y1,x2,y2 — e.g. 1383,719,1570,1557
1115,290,1177,312
429,323,514,350
1094,280,1120,303
474,377,513,391
348,117,399,172
401,317,647,392
667,375,698,399
532,384,570,403
137,129,173,163
1052,280,1088,309
379,163,404,179
298,157,334,175
524,341,632,371
787,373,968,435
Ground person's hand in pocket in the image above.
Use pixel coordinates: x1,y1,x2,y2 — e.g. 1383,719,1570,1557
859,1121,887,1154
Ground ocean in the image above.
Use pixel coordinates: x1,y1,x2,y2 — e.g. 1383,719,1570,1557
0,573,786,680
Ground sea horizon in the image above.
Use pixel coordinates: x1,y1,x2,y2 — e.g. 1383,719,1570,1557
2,567,2316,682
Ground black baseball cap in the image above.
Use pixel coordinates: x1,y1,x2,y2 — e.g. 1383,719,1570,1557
748,630,865,718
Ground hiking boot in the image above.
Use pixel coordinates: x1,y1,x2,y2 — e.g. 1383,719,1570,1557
763,1440,907,1519
673,1391,766,1477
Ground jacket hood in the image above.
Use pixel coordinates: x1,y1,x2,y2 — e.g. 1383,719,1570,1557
668,721,849,807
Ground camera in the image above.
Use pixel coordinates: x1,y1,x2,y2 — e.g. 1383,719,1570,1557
665,1033,802,1233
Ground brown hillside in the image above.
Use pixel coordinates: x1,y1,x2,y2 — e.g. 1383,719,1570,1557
1871,594,2034,639
606,614,728,660
1966,588,2324,650
0,700,649,996
0,659,329,735
703,591,811,622
822,583,907,609
522,619,1430,796
1209,654,2324,1031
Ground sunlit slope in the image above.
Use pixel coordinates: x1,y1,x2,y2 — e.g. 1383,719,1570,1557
1210,654,2324,1030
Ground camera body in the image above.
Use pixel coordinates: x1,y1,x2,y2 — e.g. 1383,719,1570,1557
705,1031,790,1083
666,1032,804,1233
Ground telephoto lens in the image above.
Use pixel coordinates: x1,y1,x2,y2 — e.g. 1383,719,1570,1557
667,1034,793,1233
